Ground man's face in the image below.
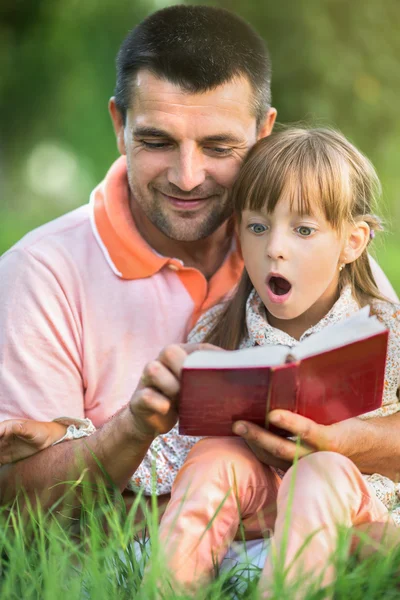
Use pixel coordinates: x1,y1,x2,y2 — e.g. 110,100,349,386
110,71,275,242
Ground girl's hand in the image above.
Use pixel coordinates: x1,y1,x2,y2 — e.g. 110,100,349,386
0,419,67,465
129,343,221,443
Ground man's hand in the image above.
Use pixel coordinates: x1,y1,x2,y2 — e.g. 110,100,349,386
232,409,362,470
0,419,67,465
129,342,221,443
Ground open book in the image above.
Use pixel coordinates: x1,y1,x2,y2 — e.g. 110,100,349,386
178,307,389,436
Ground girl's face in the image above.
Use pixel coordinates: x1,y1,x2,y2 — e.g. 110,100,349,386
240,196,347,339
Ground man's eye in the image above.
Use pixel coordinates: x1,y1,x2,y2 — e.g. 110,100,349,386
248,223,267,234
205,147,233,156
296,226,315,236
140,140,171,150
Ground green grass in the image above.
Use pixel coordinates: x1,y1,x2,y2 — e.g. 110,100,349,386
1,481,400,600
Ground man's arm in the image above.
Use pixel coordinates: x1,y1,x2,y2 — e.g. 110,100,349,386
0,249,87,423
0,343,189,508
328,412,400,480
233,410,400,481
0,405,151,507
0,245,187,509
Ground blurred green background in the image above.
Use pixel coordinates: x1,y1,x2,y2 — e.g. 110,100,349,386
1,0,399,293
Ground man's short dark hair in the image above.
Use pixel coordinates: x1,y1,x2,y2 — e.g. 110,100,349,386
114,5,271,128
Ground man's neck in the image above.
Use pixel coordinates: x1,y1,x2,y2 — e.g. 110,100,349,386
130,199,235,280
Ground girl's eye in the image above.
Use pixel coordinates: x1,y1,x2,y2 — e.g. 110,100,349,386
296,226,315,237
248,223,267,235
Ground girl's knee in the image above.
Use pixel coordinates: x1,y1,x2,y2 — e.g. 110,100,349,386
171,437,278,523
290,451,356,476
183,437,265,482
280,451,360,499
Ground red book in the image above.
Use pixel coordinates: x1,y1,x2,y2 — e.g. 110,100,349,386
179,307,388,437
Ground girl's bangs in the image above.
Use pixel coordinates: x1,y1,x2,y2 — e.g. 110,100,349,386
234,138,352,229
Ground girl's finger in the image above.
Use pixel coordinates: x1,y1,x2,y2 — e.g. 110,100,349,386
13,421,41,442
0,420,25,439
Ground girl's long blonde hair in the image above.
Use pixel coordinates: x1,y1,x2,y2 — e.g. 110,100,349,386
206,127,387,350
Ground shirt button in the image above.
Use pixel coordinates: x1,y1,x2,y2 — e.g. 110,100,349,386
168,263,179,271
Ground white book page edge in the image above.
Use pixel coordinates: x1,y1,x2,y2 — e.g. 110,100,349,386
184,344,289,369
293,306,386,360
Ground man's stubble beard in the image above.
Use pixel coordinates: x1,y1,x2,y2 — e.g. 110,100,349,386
128,175,234,243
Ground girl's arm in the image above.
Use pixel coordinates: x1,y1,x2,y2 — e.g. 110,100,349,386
0,417,95,464
0,419,68,464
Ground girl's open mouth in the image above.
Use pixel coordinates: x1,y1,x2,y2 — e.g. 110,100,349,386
266,275,292,303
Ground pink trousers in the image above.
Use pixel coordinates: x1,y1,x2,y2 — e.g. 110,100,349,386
158,437,389,593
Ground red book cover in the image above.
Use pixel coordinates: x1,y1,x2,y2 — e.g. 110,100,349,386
178,320,388,437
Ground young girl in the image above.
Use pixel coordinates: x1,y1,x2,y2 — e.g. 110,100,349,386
153,127,400,595
1,128,399,595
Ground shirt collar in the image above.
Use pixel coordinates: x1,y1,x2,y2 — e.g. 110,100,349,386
89,156,172,279
244,285,359,348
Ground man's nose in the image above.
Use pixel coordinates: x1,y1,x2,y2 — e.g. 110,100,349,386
167,145,206,192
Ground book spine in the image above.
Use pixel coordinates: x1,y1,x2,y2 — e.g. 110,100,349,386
268,362,299,413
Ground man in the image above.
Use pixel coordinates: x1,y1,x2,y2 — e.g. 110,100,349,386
0,5,397,510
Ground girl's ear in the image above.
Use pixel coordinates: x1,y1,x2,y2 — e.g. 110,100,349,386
341,221,370,265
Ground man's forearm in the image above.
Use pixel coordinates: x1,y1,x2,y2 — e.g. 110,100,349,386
340,413,400,480
0,406,152,509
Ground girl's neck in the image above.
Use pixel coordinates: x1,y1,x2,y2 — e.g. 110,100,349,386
266,286,341,341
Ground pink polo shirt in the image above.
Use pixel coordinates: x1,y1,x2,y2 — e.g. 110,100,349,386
0,157,243,426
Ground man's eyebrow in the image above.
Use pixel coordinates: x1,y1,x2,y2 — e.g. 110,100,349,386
133,126,172,138
201,133,244,144
133,127,243,145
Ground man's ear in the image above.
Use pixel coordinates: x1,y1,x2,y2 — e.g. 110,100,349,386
257,107,277,140
341,221,370,265
109,97,126,155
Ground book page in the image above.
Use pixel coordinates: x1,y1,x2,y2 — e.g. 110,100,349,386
183,344,289,369
294,306,387,360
